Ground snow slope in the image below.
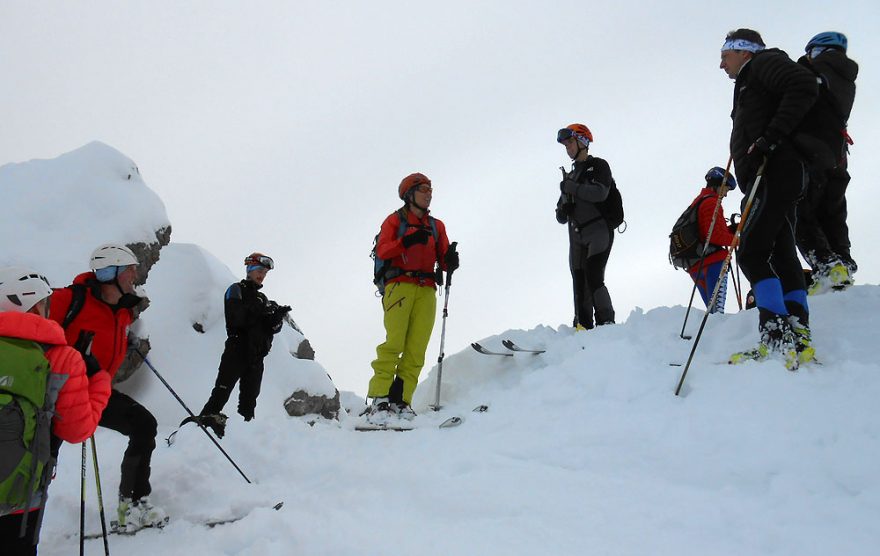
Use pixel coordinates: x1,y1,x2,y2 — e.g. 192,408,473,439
3,145,878,555
38,285,880,556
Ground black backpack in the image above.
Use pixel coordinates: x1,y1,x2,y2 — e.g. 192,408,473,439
669,195,720,270
597,179,625,230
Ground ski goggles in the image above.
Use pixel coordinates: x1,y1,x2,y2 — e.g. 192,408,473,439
557,128,575,143
246,255,274,270
557,128,590,147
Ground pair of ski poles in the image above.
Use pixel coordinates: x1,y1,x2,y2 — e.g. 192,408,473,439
675,158,768,395
80,436,110,556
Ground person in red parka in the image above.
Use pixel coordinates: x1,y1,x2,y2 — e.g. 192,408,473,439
0,266,111,556
687,167,737,313
48,244,166,532
366,173,458,425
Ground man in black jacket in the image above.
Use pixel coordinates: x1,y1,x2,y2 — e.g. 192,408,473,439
196,252,290,437
555,123,617,329
793,32,859,294
720,29,818,370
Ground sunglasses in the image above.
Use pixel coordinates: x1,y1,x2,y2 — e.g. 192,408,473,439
414,184,433,193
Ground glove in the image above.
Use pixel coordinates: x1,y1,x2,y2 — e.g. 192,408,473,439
276,305,292,316
402,228,431,248
727,214,739,234
747,135,778,164
445,249,460,273
73,330,102,377
560,179,579,195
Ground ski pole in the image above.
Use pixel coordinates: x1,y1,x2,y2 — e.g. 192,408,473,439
80,442,86,556
734,246,744,310
675,159,767,396
431,242,457,411
134,350,252,484
680,156,734,339
90,436,111,555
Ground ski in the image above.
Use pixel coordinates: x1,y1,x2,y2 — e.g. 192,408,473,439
355,415,462,431
82,518,169,540
470,342,513,357
473,404,489,412
80,502,283,540
501,339,545,354
203,501,284,528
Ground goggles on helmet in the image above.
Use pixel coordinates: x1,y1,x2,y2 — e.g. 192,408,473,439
557,128,575,143
245,255,274,270
557,128,590,147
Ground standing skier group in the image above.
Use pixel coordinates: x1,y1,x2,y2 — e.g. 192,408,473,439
0,27,861,553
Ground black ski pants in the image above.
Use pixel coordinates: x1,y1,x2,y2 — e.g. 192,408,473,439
0,510,40,555
569,225,615,328
99,390,157,500
738,150,808,295
201,338,265,420
796,165,852,268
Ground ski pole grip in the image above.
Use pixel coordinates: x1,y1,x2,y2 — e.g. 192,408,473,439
446,241,458,287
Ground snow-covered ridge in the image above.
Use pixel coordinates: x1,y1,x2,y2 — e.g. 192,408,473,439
4,144,878,554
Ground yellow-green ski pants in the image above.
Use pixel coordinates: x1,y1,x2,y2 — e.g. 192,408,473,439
369,281,436,404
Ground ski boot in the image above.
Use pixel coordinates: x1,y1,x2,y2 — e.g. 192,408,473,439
116,496,168,533
827,262,852,291
365,397,394,426
729,310,799,370
391,401,417,421
786,303,817,366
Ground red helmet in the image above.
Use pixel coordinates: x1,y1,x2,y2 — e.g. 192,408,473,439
557,123,593,146
244,252,274,270
398,172,432,200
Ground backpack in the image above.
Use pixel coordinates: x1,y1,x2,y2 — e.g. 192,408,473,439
596,178,625,231
0,337,56,516
59,283,88,329
668,195,721,270
371,208,438,296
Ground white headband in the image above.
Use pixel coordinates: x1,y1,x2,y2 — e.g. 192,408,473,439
721,39,765,53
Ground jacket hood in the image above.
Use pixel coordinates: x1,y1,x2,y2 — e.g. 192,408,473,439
0,311,68,346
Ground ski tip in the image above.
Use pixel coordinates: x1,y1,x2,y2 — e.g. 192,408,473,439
439,416,462,428
273,502,284,511
472,404,489,412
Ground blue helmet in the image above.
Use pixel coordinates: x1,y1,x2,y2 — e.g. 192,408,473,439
705,166,737,189
806,32,847,53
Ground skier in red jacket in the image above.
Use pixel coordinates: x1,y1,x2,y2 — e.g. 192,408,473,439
49,244,166,532
687,167,737,313
0,266,111,555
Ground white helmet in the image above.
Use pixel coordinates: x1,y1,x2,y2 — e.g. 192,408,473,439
0,266,53,313
90,244,138,271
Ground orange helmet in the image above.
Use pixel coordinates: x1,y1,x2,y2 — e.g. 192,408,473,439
399,172,432,200
557,123,593,146
244,252,274,270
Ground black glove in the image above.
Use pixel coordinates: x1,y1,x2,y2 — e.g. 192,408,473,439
748,135,778,164
276,305,292,317
560,179,579,195
73,330,102,377
728,213,740,232
445,248,460,273
402,228,431,248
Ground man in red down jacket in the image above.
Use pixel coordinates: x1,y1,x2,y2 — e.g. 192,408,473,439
0,266,111,555
687,167,737,313
49,244,166,532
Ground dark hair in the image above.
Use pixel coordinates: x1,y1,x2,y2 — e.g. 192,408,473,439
725,29,765,46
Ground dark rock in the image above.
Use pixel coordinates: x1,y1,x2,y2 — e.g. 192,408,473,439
283,389,341,420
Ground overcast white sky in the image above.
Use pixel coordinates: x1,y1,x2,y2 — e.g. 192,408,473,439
2,1,878,395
